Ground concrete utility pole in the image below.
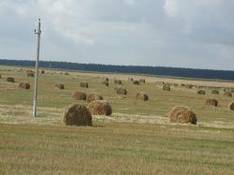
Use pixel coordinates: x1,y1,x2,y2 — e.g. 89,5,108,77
33,18,42,118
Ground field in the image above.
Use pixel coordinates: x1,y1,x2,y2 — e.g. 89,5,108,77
0,65,234,174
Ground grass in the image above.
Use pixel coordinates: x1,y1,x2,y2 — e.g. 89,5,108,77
0,123,234,175
0,65,234,174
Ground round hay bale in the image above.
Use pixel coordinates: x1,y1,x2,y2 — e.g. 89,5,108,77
211,90,219,95
133,80,140,85
88,100,112,116
116,87,127,95
72,91,87,100
185,84,193,89
136,92,149,101
63,104,92,126
128,78,134,82
80,82,89,88
6,77,15,83
19,82,30,89
105,78,109,82
139,79,145,83
64,72,69,75
228,102,234,111
41,70,45,74
55,84,65,90
168,106,197,124
224,92,232,97
87,94,103,103
206,99,218,107
163,84,171,91
26,70,34,77
114,80,122,85
197,90,206,95
102,81,109,87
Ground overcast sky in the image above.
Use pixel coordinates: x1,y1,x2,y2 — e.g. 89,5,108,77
0,0,234,70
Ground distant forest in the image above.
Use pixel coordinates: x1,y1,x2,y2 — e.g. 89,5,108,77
0,59,234,81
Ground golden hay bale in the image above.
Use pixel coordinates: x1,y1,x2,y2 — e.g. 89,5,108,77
197,90,206,95
19,82,30,89
228,102,234,111
163,84,171,91
128,78,134,82
88,100,112,116
116,87,127,95
80,82,89,88
224,92,232,97
114,80,122,85
64,72,69,75
41,70,45,74
63,104,92,126
72,91,87,100
6,77,15,83
206,99,218,107
105,78,109,82
55,84,65,90
102,81,109,87
185,84,193,89
211,90,219,95
26,70,34,77
87,94,103,103
133,80,140,85
136,92,149,101
168,106,197,124
139,79,145,83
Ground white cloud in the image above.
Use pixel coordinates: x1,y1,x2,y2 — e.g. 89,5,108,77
164,0,178,17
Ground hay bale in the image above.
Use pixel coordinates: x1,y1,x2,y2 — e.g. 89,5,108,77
206,99,218,107
136,92,149,101
163,84,171,91
26,70,34,77
228,102,234,111
64,72,69,75
102,81,109,87
72,91,87,100
114,80,122,85
55,84,65,90
168,106,197,124
88,100,112,116
41,70,45,74
139,79,145,83
185,84,193,89
6,77,15,83
211,90,219,95
224,92,232,97
19,82,30,89
105,78,109,82
87,94,103,103
116,87,127,95
63,104,92,126
133,80,140,85
80,82,89,88
197,90,206,95
128,78,134,82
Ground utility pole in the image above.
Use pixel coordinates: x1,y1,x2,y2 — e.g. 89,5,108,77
33,18,42,118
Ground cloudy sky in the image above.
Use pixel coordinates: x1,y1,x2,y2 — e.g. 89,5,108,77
0,0,234,70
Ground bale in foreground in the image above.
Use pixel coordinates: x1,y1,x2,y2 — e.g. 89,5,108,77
168,106,197,124
63,104,92,126
88,100,112,116
6,77,15,83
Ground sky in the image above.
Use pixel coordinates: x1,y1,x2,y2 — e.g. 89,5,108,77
0,0,234,70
